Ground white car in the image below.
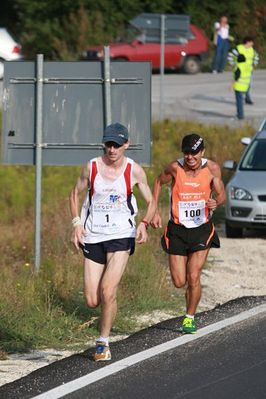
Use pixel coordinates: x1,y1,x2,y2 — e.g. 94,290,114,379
0,28,23,79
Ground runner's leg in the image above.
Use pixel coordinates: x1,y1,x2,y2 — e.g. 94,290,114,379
169,254,187,288
100,250,130,338
84,258,105,308
186,249,209,315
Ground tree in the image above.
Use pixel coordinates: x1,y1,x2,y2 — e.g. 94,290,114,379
1,0,265,63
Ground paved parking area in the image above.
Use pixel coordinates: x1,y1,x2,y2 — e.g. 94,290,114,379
152,69,266,128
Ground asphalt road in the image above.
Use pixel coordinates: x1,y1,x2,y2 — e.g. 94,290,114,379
0,296,265,399
151,69,266,128
74,309,266,399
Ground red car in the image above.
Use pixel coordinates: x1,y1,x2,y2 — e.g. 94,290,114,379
83,23,208,74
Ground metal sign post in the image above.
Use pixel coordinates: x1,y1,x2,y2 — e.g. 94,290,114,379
130,13,190,121
103,46,112,126
159,14,166,121
35,54,44,272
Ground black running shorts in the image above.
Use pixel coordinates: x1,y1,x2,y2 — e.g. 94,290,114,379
161,220,220,256
80,237,135,264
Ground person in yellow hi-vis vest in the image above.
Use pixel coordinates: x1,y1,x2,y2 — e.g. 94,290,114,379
232,54,251,120
228,36,259,104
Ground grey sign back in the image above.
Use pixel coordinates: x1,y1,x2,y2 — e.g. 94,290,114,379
2,60,151,166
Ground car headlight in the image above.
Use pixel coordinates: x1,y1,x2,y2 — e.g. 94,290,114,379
230,187,253,201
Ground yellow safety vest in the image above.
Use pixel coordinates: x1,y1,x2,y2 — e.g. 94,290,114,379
237,44,255,72
233,62,251,92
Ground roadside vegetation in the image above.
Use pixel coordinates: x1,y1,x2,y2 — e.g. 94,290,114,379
0,117,255,356
1,0,266,66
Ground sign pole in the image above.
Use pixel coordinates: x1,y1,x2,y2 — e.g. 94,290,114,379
159,14,165,121
104,46,112,126
34,54,44,272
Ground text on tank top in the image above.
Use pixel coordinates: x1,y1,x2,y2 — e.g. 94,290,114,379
171,159,213,228
84,158,137,235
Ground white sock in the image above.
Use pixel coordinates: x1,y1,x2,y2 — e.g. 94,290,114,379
185,314,194,320
97,336,109,345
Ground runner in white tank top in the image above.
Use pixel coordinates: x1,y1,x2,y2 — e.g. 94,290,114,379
81,157,138,243
69,123,155,361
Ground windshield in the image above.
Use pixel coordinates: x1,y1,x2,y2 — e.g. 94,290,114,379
240,139,266,171
115,26,142,43
115,25,193,44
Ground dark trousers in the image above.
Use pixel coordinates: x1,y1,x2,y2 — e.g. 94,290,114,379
235,90,244,119
212,39,229,72
245,86,252,103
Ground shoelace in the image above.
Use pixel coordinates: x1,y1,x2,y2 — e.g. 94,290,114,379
96,343,106,353
183,318,193,327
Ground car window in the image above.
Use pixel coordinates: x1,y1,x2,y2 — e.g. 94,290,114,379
240,139,266,171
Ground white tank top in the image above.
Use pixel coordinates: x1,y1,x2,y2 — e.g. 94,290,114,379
81,157,138,243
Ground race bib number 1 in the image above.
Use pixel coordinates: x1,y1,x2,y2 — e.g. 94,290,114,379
178,200,206,228
92,202,122,233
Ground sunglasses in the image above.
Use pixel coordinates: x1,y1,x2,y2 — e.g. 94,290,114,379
183,151,200,155
104,141,123,149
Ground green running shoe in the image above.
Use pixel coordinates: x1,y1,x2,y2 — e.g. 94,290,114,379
182,317,197,334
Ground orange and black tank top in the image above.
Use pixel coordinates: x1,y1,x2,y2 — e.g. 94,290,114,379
170,158,213,228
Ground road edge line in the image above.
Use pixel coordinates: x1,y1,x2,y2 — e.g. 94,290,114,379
33,303,266,399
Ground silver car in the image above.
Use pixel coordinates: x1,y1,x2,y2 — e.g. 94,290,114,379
223,118,266,238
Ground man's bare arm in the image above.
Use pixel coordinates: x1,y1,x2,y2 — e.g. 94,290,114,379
69,163,90,249
132,163,155,243
150,162,175,228
153,164,173,206
206,160,226,210
212,175,226,206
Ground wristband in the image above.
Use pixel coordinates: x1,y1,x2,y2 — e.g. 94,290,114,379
72,216,82,227
141,219,149,229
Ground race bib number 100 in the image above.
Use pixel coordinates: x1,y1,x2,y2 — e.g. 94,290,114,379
178,200,206,228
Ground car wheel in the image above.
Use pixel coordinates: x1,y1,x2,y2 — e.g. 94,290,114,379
183,56,201,74
225,222,243,238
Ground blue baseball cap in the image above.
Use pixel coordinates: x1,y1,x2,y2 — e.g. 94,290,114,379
102,123,129,145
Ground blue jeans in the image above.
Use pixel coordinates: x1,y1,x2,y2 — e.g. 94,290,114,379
235,90,244,119
212,39,229,72
245,85,253,103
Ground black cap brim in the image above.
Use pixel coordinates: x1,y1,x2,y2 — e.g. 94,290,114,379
102,136,126,145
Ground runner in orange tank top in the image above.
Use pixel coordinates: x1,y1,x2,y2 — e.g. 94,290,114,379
151,133,226,333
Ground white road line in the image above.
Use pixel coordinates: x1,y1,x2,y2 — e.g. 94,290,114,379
33,303,266,399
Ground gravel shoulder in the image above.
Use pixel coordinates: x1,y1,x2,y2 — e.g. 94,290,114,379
201,224,266,310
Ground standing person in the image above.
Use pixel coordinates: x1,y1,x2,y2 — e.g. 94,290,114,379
151,134,226,334
69,122,155,361
228,36,259,105
232,53,251,120
212,16,230,73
